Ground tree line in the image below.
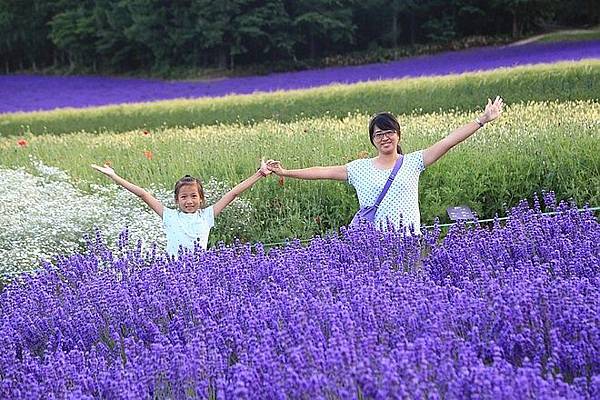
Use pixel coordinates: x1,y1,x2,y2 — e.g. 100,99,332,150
0,0,598,74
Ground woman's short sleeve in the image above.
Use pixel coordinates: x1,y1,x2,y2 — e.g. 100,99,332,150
346,159,362,187
413,150,426,172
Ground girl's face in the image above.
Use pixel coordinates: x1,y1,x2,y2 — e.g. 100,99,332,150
372,125,399,155
176,183,202,213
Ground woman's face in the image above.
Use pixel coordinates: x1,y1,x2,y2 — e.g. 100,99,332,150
372,125,399,154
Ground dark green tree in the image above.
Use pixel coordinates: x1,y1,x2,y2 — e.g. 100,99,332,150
229,0,294,67
49,1,98,70
554,0,600,27
92,0,143,71
286,0,356,59
490,0,560,38
0,0,55,71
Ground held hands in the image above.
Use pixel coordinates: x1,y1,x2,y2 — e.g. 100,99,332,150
266,160,285,175
479,96,504,124
258,158,273,177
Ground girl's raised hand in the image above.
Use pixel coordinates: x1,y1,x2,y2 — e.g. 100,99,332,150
480,96,504,124
91,163,116,177
259,158,273,177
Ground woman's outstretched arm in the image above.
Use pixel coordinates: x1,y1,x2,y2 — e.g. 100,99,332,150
266,161,348,181
423,96,503,167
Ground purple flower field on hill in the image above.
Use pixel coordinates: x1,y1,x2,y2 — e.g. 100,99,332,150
1,41,599,114
1,193,598,399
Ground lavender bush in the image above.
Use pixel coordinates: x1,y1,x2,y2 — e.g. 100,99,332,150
1,193,598,399
1,40,599,114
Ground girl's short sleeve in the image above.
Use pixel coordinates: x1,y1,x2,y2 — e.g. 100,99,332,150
203,206,215,228
162,207,175,227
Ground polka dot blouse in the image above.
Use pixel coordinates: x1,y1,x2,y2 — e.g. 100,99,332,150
347,151,426,234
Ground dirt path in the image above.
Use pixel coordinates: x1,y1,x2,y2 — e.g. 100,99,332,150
510,29,598,46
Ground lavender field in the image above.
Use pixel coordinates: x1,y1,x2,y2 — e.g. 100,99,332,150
1,194,598,399
1,37,599,399
1,40,599,114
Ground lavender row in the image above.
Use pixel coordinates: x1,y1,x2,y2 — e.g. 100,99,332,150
0,193,598,398
1,40,599,114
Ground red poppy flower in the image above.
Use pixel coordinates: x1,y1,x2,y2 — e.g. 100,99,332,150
17,139,28,147
143,150,153,160
142,130,150,136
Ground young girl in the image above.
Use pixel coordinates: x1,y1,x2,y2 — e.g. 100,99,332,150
91,160,272,256
267,97,504,234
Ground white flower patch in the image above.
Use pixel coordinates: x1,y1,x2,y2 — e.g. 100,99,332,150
29,155,71,181
0,161,253,278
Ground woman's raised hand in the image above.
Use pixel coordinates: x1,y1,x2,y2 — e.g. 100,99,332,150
91,163,117,177
480,96,504,124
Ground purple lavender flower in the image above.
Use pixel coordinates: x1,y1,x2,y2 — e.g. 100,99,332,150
0,193,598,398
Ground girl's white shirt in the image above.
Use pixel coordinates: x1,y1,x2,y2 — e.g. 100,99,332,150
163,206,215,255
346,150,426,234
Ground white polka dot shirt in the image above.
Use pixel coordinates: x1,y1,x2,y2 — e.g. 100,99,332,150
347,151,426,234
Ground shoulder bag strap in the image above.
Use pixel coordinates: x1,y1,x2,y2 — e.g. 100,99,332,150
373,155,404,208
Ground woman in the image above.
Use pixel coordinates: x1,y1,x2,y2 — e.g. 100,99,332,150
267,96,504,234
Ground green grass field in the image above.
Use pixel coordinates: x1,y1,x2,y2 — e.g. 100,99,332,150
537,28,600,43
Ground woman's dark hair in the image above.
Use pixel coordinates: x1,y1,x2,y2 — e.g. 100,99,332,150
369,112,403,154
174,175,206,207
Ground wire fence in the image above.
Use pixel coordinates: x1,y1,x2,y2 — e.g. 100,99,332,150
259,206,600,247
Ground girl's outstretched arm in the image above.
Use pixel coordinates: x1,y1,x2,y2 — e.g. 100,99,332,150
266,161,348,181
212,159,271,217
91,164,164,217
423,96,503,167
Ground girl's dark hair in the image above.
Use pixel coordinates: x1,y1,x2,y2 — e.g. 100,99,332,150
174,175,206,207
368,112,403,154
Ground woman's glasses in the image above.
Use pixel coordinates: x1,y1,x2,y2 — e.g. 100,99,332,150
373,130,397,141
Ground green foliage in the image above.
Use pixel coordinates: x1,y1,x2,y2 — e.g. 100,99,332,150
48,2,97,68
291,0,356,58
0,0,56,71
422,15,457,44
1,0,597,73
490,0,561,37
1,61,598,138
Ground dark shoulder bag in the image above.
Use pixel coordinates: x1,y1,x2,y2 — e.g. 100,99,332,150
350,156,403,226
